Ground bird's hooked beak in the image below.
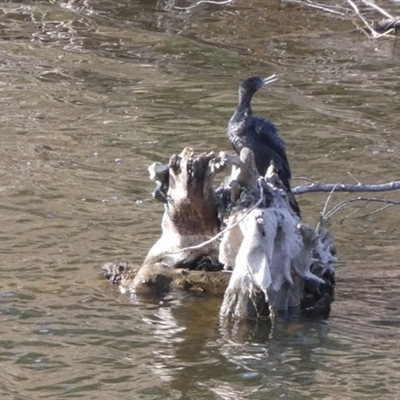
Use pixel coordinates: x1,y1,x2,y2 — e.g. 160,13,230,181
261,75,278,87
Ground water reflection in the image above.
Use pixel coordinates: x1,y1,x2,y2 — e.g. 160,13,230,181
134,292,333,398
139,280,400,399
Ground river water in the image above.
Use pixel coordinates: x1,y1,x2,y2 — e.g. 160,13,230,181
1,0,400,398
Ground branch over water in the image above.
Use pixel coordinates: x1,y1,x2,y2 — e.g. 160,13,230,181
293,180,400,195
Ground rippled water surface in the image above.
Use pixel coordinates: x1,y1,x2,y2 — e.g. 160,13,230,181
1,0,400,398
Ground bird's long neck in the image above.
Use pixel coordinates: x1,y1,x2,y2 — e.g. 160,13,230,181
228,88,254,141
228,89,254,135
237,88,254,114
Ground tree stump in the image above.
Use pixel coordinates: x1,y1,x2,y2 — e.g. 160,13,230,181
102,147,336,319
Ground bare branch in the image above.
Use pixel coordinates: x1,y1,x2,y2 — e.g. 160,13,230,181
374,17,400,33
324,197,400,220
347,0,381,37
340,204,366,221
316,183,340,231
322,183,340,217
283,0,347,16
361,0,393,19
173,0,234,11
293,180,400,195
285,0,398,37
357,203,393,218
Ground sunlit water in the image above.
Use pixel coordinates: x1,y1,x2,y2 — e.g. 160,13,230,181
1,0,400,398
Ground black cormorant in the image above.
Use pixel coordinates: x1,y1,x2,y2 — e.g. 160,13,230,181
227,75,301,217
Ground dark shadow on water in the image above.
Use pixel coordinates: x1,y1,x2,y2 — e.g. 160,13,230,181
219,308,331,345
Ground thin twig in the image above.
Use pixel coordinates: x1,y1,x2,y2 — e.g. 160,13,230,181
339,198,372,222
339,202,393,223
292,177,318,189
284,0,347,16
324,197,400,220
286,0,397,37
347,0,379,37
317,183,340,231
321,183,340,217
347,171,362,185
358,203,393,218
173,0,234,11
340,205,364,222
346,0,395,38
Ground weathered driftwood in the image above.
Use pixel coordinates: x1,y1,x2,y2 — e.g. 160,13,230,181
103,147,336,319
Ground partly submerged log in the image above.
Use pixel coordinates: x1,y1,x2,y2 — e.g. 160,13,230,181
103,147,336,319
102,262,231,295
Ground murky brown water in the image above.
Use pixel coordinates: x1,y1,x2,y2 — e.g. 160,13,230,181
1,0,400,398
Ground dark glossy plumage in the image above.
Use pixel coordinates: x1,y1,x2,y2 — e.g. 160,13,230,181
227,76,301,217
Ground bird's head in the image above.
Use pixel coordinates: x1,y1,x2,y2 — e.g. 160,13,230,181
238,75,277,101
